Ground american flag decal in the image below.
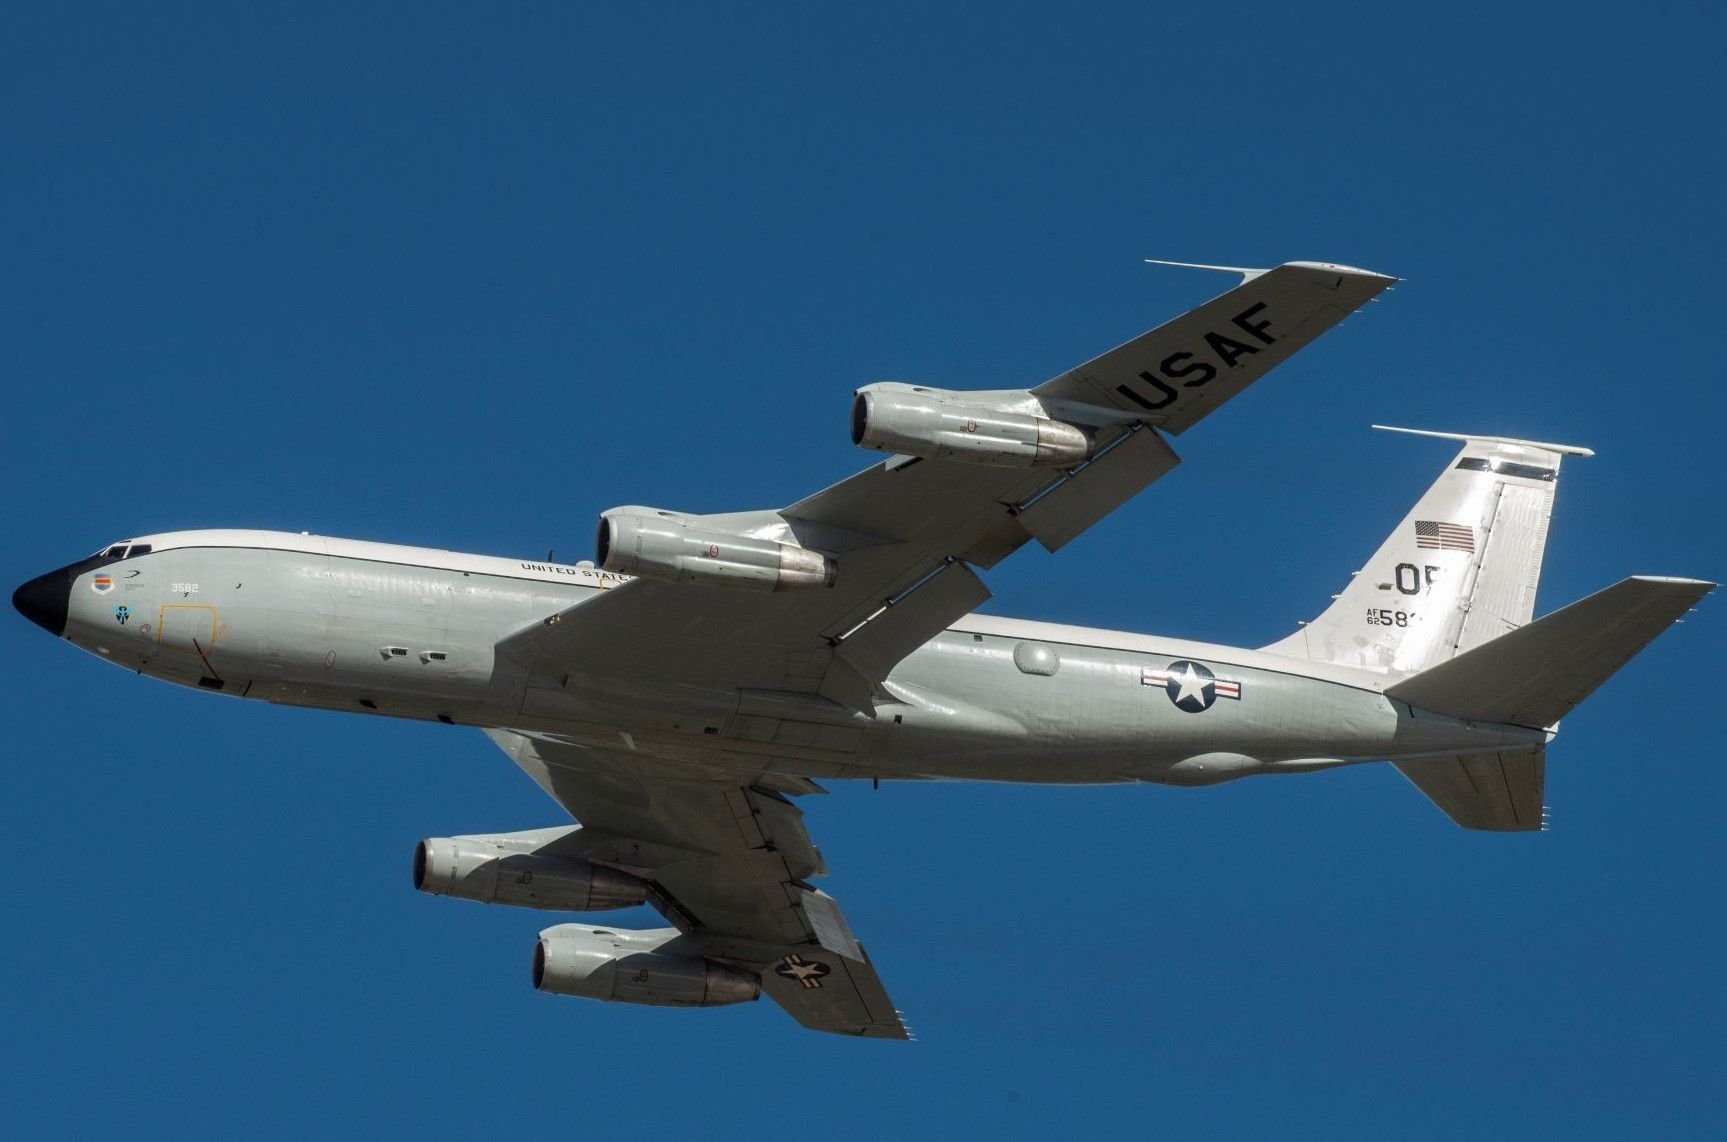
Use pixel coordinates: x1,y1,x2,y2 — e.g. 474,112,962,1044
1414,520,1475,553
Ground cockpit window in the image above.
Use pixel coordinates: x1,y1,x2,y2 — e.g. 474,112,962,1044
95,543,153,559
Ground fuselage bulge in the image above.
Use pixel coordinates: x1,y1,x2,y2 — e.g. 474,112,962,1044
13,529,1542,787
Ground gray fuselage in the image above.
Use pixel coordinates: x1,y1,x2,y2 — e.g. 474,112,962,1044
19,530,1542,786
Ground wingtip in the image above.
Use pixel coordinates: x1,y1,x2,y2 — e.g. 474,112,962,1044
1142,258,1401,287
1626,575,1717,594
1283,259,1401,284
1143,258,1268,280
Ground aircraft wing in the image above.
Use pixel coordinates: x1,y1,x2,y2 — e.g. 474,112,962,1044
500,262,1393,708
1032,260,1393,434
488,730,910,1039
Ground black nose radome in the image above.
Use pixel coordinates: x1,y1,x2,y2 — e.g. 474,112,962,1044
13,568,73,637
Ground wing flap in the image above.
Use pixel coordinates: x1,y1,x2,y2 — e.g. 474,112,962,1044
1016,424,1182,552
820,558,991,708
797,887,865,960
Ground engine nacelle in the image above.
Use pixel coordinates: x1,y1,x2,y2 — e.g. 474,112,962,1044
851,384,1092,467
595,508,836,592
533,924,760,1008
414,836,649,912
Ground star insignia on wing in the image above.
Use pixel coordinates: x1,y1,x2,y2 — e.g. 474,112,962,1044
774,954,832,989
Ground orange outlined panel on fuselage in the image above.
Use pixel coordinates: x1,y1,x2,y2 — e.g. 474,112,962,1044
158,604,218,654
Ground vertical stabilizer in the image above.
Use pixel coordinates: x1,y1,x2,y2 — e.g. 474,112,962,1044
1263,427,1592,674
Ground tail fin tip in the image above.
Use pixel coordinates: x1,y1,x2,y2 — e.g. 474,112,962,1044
1370,424,1596,458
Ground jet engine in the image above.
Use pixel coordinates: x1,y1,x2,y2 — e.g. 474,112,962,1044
851,383,1092,468
595,507,836,591
414,835,649,912
533,924,760,1007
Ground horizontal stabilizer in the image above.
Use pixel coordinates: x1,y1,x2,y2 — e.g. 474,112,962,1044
1385,576,1714,728
1394,749,1545,831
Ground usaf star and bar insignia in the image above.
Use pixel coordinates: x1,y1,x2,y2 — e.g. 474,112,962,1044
774,954,832,989
1142,659,1242,713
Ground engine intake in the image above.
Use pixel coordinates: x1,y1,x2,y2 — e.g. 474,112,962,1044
595,508,836,592
414,835,649,912
534,924,760,1008
851,384,1092,468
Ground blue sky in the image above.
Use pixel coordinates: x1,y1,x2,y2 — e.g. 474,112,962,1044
3,2,1724,1136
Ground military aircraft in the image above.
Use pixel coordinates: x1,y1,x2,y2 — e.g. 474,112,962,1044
14,261,1711,1039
